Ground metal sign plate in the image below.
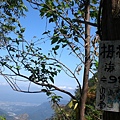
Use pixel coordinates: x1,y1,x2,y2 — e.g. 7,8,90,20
96,40,120,112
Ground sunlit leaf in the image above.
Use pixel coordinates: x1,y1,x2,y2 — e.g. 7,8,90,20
51,37,59,44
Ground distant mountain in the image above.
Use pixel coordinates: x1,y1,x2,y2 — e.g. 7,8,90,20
0,100,68,120
16,100,68,120
12,102,52,120
0,108,5,114
0,85,48,104
0,108,14,120
0,83,71,119
29,102,54,120
0,85,71,104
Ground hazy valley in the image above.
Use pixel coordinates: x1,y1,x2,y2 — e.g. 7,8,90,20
0,84,71,120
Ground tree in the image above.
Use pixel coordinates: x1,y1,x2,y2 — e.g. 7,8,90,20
0,0,27,47
50,73,102,120
0,0,100,120
85,73,102,120
99,0,120,120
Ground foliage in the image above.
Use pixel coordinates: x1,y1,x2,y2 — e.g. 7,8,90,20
0,116,6,120
0,0,99,94
85,73,102,120
0,0,100,119
50,73,102,120
50,102,76,120
0,0,27,47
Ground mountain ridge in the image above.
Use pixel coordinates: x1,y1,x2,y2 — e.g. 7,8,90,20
0,100,68,120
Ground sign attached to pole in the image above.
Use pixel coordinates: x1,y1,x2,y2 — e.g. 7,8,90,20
96,40,120,112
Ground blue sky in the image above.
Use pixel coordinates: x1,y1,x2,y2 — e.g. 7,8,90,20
0,0,97,95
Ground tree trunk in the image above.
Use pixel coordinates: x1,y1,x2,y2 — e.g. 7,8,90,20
102,0,120,40
79,0,90,120
101,0,120,119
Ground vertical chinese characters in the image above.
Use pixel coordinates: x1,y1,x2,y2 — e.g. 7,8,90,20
96,41,120,112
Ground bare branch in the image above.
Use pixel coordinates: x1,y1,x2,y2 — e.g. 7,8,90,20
32,81,76,99
0,71,76,99
48,57,81,89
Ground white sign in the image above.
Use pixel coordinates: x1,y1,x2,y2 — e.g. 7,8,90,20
96,40,120,112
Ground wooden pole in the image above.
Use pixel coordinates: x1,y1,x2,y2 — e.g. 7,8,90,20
101,0,120,119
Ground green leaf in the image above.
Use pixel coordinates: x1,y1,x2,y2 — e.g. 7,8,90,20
40,7,48,16
41,89,47,92
41,63,45,69
95,60,98,69
57,69,61,73
54,45,59,50
18,33,23,38
56,65,61,68
49,66,52,70
71,1,74,6
49,76,54,83
61,20,64,26
68,100,73,108
1,62,6,66
20,28,25,33
74,47,79,51
62,44,67,48
42,30,50,35
51,37,59,44
74,37,79,42
46,91,51,96
16,65,21,70
49,18,54,23
74,103,78,110
60,29,67,34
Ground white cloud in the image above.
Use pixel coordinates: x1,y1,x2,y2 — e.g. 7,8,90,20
59,86,67,89
67,87,74,90
59,86,75,90
0,82,8,86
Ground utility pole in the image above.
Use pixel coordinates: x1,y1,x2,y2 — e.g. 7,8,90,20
98,0,120,119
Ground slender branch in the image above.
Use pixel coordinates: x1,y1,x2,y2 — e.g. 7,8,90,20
28,82,31,92
74,19,97,27
27,0,97,27
32,81,76,99
5,64,18,76
57,14,86,41
0,69,76,99
3,45,81,89
4,76,18,91
16,46,81,89
68,42,85,64
48,57,81,89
